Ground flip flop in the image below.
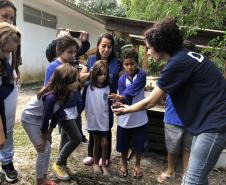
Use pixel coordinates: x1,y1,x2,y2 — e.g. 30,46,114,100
157,172,175,183
118,167,128,178
133,168,143,179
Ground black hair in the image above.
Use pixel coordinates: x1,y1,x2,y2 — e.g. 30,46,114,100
96,33,116,61
121,47,139,64
56,35,79,57
144,17,183,56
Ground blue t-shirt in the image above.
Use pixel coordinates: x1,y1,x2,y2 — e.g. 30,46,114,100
44,59,83,112
87,55,120,93
157,49,226,135
44,60,62,86
118,68,146,105
164,95,183,126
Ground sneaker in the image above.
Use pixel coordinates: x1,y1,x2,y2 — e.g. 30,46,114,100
81,136,88,144
83,157,94,165
52,163,70,181
0,162,18,183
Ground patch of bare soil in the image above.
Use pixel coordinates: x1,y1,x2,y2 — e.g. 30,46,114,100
1,84,226,185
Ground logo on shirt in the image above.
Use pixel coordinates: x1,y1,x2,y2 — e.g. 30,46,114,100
187,52,204,63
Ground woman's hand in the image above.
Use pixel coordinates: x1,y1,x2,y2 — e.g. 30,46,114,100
108,93,124,102
79,31,89,42
112,103,130,115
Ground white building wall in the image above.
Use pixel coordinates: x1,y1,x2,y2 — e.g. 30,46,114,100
12,0,105,83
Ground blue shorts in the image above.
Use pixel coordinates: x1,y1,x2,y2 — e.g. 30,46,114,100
116,124,147,154
88,130,109,136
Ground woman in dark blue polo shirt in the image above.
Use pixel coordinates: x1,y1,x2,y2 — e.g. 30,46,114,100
113,17,226,185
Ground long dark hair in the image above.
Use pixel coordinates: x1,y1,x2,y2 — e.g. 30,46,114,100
90,60,109,90
37,64,79,104
0,0,21,81
96,33,116,61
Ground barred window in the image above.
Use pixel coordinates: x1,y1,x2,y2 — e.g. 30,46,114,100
23,4,57,29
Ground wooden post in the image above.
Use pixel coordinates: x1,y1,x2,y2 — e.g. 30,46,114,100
143,48,148,72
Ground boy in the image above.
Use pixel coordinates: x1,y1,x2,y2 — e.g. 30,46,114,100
109,48,148,178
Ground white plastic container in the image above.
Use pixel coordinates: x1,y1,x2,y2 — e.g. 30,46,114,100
214,149,226,169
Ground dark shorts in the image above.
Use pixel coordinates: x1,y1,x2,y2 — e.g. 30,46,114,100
116,124,148,154
88,130,109,136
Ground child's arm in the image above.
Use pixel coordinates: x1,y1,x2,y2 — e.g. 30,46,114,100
41,94,57,134
121,70,147,97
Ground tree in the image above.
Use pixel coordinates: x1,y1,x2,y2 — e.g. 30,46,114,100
120,0,226,73
71,0,126,17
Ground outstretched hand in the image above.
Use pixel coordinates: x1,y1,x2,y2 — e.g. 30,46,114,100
108,93,124,102
111,102,129,116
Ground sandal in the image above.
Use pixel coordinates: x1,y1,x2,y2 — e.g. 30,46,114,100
157,172,175,183
118,166,128,178
133,168,143,179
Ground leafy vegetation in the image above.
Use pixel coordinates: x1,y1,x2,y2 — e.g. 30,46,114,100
120,0,226,74
69,0,126,16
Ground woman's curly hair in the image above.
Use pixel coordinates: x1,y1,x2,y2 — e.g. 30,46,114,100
144,17,183,56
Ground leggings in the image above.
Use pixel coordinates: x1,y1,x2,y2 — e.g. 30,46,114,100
56,119,82,165
22,122,51,179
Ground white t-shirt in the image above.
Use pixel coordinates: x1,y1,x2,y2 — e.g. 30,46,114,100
117,77,148,128
85,85,110,131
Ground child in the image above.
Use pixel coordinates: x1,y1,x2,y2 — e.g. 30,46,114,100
0,20,21,183
44,35,83,181
82,60,112,176
21,64,80,185
109,48,148,178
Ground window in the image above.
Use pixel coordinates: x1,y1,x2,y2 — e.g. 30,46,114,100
23,4,57,29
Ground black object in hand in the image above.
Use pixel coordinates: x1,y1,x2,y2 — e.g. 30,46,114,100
69,31,81,38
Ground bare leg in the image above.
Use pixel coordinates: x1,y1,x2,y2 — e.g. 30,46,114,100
93,134,102,174
101,136,109,175
133,152,143,178
166,153,177,175
182,149,190,175
118,151,128,177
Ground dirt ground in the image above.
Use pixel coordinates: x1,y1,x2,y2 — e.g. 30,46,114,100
1,84,226,185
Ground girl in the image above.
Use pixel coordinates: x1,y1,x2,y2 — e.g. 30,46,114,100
44,35,82,181
82,60,111,176
109,48,148,178
21,64,79,185
80,33,121,166
0,20,21,183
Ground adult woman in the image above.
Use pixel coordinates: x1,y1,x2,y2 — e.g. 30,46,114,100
0,21,21,183
112,17,226,185
80,33,120,165
0,1,21,183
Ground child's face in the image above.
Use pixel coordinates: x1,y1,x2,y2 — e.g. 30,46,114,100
123,58,138,76
0,7,15,24
60,46,77,63
98,38,112,59
97,67,107,84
